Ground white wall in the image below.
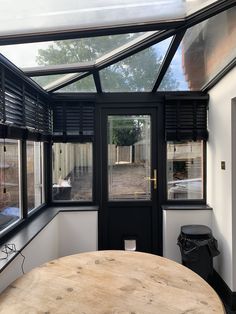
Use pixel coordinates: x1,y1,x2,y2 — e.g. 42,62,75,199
163,209,212,263
0,216,59,294
0,210,98,294
207,66,236,290
58,211,98,257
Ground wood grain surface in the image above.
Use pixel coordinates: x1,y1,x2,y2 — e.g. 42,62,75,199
0,250,225,314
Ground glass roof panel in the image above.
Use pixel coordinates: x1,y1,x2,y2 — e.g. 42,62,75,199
56,75,96,93
0,1,218,38
31,75,64,89
100,37,173,92
0,33,143,68
158,45,190,91
158,6,236,91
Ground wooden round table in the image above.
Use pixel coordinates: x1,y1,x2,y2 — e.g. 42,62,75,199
0,250,225,314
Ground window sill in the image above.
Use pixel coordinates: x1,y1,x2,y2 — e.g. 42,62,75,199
162,204,212,210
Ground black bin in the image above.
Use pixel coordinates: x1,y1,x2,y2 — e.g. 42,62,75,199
177,225,220,281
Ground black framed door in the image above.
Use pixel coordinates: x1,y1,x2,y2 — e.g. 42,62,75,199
99,107,162,255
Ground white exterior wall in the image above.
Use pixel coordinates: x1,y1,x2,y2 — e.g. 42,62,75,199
207,66,236,290
163,209,212,263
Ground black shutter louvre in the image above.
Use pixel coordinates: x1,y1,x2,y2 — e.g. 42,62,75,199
52,102,95,137
0,64,51,140
165,97,208,141
0,66,4,123
5,72,23,126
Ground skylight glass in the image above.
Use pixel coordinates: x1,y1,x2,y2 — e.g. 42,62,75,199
0,33,143,68
31,75,64,89
0,1,218,39
158,6,236,91
56,75,96,93
100,37,173,92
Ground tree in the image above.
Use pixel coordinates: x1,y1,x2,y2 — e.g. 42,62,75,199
35,34,179,91
110,118,142,146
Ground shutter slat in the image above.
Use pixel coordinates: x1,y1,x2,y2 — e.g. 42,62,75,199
165,98,208,141
52,102,94,137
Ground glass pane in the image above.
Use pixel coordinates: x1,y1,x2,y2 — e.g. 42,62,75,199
100,38,172,92
52,143,93,201
31,75,64,89
56,75,96,92
108,115,151,200
0,139,21,232
27,141,44,212
158,45,190,91
0,33,143,68
167,141,204,200
0,1,189,38
159,7,236,91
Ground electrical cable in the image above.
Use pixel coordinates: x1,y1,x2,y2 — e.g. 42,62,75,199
0,243,25,274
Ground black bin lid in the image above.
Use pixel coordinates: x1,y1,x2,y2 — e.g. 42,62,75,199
181,225,212,239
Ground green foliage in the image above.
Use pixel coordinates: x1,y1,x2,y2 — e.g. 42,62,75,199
35,34,179,92
110,118,142,146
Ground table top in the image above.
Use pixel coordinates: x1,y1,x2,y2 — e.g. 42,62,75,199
0,250,225,314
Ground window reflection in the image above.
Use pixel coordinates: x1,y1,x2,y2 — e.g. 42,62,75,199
27,141,44,212
0,139,20,232
52,143,93,201
167,141,204,200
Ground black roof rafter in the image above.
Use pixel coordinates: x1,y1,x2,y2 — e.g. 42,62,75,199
93,72,102,93
152,30,186,92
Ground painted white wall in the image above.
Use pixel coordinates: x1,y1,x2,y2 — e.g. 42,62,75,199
58,211,98,257
0,216,59,294
163,209,212,263
207,66,236,290
0,210,98,294
231,98,236,292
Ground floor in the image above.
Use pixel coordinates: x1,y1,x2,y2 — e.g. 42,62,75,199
225,305,236,314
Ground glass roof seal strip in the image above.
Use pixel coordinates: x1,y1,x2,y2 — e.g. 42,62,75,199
23,61,95,76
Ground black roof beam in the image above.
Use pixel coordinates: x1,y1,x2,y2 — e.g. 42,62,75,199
93,72,102,93
152,30,186,92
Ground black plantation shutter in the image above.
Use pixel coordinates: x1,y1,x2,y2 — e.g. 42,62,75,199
165,96,209,141
52,102,95,138
0,63,51,140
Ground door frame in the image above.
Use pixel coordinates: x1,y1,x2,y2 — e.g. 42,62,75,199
98,104,165,255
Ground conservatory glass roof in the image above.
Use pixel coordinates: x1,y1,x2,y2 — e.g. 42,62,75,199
0,0,218,38
0,1,235,94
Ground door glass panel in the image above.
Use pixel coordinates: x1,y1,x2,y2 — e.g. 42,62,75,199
108,115,151,200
